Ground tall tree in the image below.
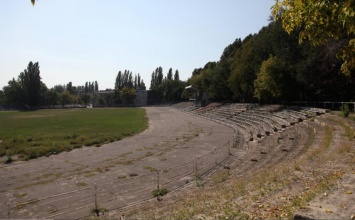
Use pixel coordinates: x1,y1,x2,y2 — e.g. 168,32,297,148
150,71,155,89
137,74,141,88
167,68,173,80
150,67,164,89
190,61,232,101
90,81,94,92
140,79,146,90
66,82,73,94
134,75,138,88
220,38,242,62
174,70,180,81
94,81,99,92
128,71,133,88
157,67,163,85
115,71,122,90
84,82,89,93
20,61,42,109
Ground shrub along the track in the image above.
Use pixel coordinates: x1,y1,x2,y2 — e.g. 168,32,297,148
0,108,148,161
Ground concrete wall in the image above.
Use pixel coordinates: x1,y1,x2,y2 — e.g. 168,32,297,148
134,90,148,106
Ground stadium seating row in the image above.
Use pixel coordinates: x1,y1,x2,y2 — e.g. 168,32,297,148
172,102,326,145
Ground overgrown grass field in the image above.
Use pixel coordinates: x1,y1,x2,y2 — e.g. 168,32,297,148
0,108,148,161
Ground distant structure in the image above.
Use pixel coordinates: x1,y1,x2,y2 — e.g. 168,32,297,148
185,85,209,107
134,89,148,106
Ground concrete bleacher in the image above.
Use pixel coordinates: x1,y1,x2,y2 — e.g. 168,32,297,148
171,102,194,110
173,102,328,148
193,102,222,114
301,107,328,116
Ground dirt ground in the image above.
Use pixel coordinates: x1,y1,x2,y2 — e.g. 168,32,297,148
0,107,234,219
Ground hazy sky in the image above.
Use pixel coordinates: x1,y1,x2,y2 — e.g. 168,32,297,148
0,0,275,90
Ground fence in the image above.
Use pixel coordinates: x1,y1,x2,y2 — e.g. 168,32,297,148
2,138,242,219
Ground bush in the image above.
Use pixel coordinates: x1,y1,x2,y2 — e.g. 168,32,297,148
90,207,107,217
152,188,168,197
340,103,350,118
28,150,38,159
5,156,13,164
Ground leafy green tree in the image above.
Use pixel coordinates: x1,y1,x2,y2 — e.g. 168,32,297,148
272,0,355,75
113,90,121,104
120,87,137,105
254,55,286,102
45,89,59,107
227,21,300,102
161,80,187,102
60,90,73,107
53,85,65,93
3,62,43,109
190,61,232,101
66,82,74,94
295,40,355,101
228,35,261,102
220,38,242,62
3,79,23,107
95,92,115,106
20,61,42,109
39,82,48,106
80,93,91,107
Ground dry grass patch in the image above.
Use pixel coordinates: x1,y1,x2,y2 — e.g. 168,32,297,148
117,175,127,180
143,166,157,172
76,182,87,187
13,192,27,198
327,115,354,141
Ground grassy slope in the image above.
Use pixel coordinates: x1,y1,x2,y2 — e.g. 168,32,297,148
0,108,148,160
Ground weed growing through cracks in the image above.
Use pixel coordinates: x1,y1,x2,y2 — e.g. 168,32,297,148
152,188,168,197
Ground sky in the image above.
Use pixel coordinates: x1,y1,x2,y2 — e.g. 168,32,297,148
0,0,275,91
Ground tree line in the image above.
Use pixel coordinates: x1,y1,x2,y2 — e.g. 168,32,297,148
188,18,355,103
0,61,104,109
148,67,188,104
0,65,151,108
0,63,188,109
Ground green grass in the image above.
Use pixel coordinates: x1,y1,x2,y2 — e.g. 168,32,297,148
0,108,148,160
